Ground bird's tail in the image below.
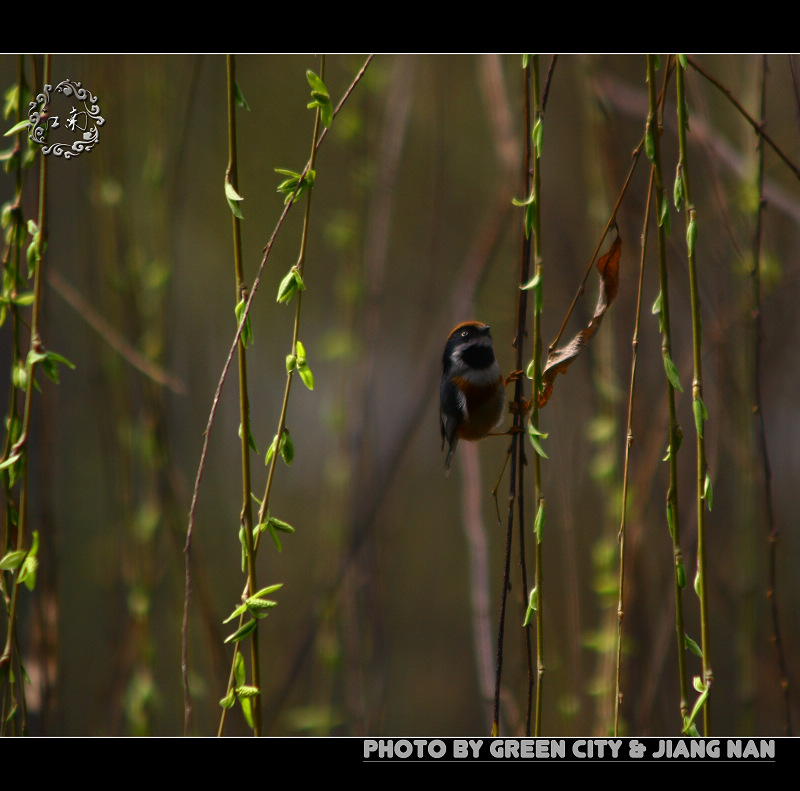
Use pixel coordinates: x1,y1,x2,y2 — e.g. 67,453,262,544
444,438,458,477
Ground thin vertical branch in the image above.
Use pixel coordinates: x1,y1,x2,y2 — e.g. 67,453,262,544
255,63,323,534
529,54,546,739
751,55,792,736
493,58,532,738
516,60,535,736
614,168,654,735
1,54,50,737
647,54,690,727
223,53,261,736
676,55,713,735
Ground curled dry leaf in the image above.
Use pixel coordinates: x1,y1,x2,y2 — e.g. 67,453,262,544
538,234,621,408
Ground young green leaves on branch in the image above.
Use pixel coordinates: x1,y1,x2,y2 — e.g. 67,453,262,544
21,347,75,391
266,427,294,467
256,513,295,554
234,297,253,348
0,530,38,591
220,584,282,727
277,266,306,304
225,178,244,219
306,70,332,129
275,68,331,205
275,167,315,205
285,339,315,390
223,583,283,635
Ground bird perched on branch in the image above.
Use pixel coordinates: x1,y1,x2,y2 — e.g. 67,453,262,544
440,321,506,475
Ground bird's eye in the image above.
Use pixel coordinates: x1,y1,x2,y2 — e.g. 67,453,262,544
461,330,469,337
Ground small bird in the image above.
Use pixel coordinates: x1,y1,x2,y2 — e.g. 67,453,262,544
440,321,506,474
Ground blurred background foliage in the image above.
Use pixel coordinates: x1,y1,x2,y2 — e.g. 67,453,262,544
1,53,798,736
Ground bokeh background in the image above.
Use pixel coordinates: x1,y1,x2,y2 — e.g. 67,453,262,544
1,53,799,736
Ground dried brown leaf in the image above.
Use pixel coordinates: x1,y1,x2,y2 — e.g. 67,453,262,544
538,235,622,408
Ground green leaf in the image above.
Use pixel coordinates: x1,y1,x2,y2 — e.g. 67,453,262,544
523,586,538,626
29,349,75,385
673,165,683,210
663,354,683,392
0,549,26,570
234,650,246,687
285,354,297,373
17,531,38,590
306,71,332,128
693,396,708,438
534,500,545,544
223,602,248,624
520,271,541,291
246,599,276,620
666,499,676,539
683,721,700,737
18,556,36,589
651,290,662,314
224,619,257,644
703,470,713,511
280,430,294,465
275,167,315,205
694,566,701,597
532,118,543,158
12,361,27,390
277,269,298,303
268,517,295,534
225,180,243,203
251,583,283,598
527,423,548,458
0,451,21,471
298,365,315,390
686,216,698,256
306,70,326,94
240,696,254,729
11,291,34,306
658,196,671,234
266,521,282,553
234,81,250,111
677,53,688,70
238,421,259,454
225,179,244,219
512,193,535,208
277,268,306,304
238,526,247,572
681,676,710,735
219,689,236,709
235,298,253,347
3,118,29,137
684,633,703,657
265,435,278,466
645,124,655,162
676,559,686,589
